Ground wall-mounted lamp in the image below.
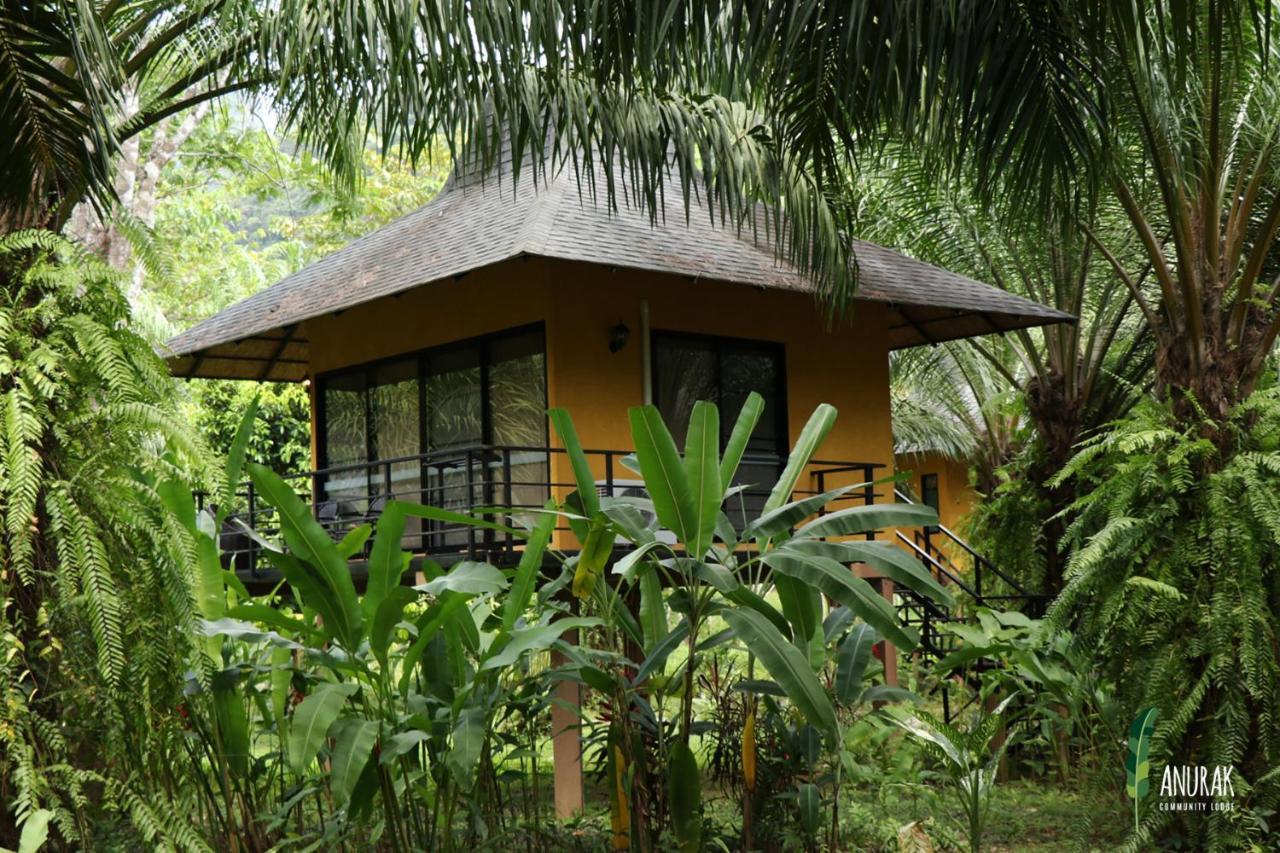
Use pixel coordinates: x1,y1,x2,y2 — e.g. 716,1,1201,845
608,321,631,353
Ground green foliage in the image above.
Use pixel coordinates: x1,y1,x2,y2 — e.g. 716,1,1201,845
1051,390,1280,850
891,696,1016,853
0,232,205,847
935,610,1123,788
147,110,450,332
184,380,309,475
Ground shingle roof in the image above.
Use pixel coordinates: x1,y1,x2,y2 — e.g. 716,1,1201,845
165,154,1073,381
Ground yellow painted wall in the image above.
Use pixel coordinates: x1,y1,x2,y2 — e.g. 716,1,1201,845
894,450,976,532
301,257,897,546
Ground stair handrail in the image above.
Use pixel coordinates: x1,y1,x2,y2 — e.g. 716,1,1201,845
892,486,1038,599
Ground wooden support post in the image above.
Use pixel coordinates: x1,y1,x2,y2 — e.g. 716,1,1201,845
551,631,585,819
878,577,899,688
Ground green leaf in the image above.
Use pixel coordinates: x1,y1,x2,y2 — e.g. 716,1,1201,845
722,609,838,741
18,808,54,853
721,584,792,639
638,565,668,653
766,550,919,652
628,405,696,544
797,782,821,836
502,504,557,632
270,645,292,731
264,550,347,646
249,464,363,649
398,595,471,696
223,396,260,517
795,503,937,540
614,540,666,580
212,679,250,778
380,730,429,765
742,485,860,542
682,400,721,558
419,561,508,596
336,523,373,559
370,586,417,662
764,404,837,514
835,623,877,704
791,539,954,607
1126,707,1159,800
550,408,600,518
200,617,301,649
860,685,916,705
720,390,764,486
479,617,601,671
448,704,487,790
773,573,822,658
668,741,703,853
363,502,408,621
288,683,358,773
397,502,522,537
633,620,690,686
890,711,963,767
330,718,379,804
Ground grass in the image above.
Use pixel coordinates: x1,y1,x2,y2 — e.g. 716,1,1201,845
882,778,1131,852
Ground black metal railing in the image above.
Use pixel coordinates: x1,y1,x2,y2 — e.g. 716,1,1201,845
199,445,884,580
889,487,1051,723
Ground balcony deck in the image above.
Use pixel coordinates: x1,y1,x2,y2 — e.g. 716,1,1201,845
202,444,885,585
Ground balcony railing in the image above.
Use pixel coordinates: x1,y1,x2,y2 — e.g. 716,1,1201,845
199,444,884,580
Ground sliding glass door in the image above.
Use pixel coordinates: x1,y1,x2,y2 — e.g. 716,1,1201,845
316,325,548,547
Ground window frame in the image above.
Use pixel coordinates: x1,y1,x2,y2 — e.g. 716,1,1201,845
315,322,548,473
649,329,789,459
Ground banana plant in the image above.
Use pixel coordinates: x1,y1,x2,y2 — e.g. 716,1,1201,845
226,468,596,850
164,400,591,851
546,394,949,851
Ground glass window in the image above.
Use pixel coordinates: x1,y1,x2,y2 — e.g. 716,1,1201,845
654,337,716,446
323,372,368,467
316,326,549,549
321,373,369,525
425,346,482,451
488,329,549,520
921,473,940,530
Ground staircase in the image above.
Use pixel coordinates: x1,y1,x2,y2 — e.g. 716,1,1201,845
890,488,1048,719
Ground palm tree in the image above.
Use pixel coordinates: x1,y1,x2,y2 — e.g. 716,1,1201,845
863,148,1153,592
5,1,1104,301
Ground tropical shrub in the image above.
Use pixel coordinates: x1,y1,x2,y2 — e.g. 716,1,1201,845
891,696,1015,853
1051,390,1280,850
150,393,947,852
934,610,1123,786
0,232,205,847
542,396,948,850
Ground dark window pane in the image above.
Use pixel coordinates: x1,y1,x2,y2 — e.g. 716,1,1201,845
370,360,421,538
655,338,716,445
921,474,940,514
323,373,367,466
721,345,780,452
370,359,420,461
489,330,547,447
425,347,482,451
489,330,549,517
654,333,786,531
321,372,369,524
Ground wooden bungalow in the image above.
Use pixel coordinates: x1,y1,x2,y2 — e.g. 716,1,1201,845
164,148,1071,816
